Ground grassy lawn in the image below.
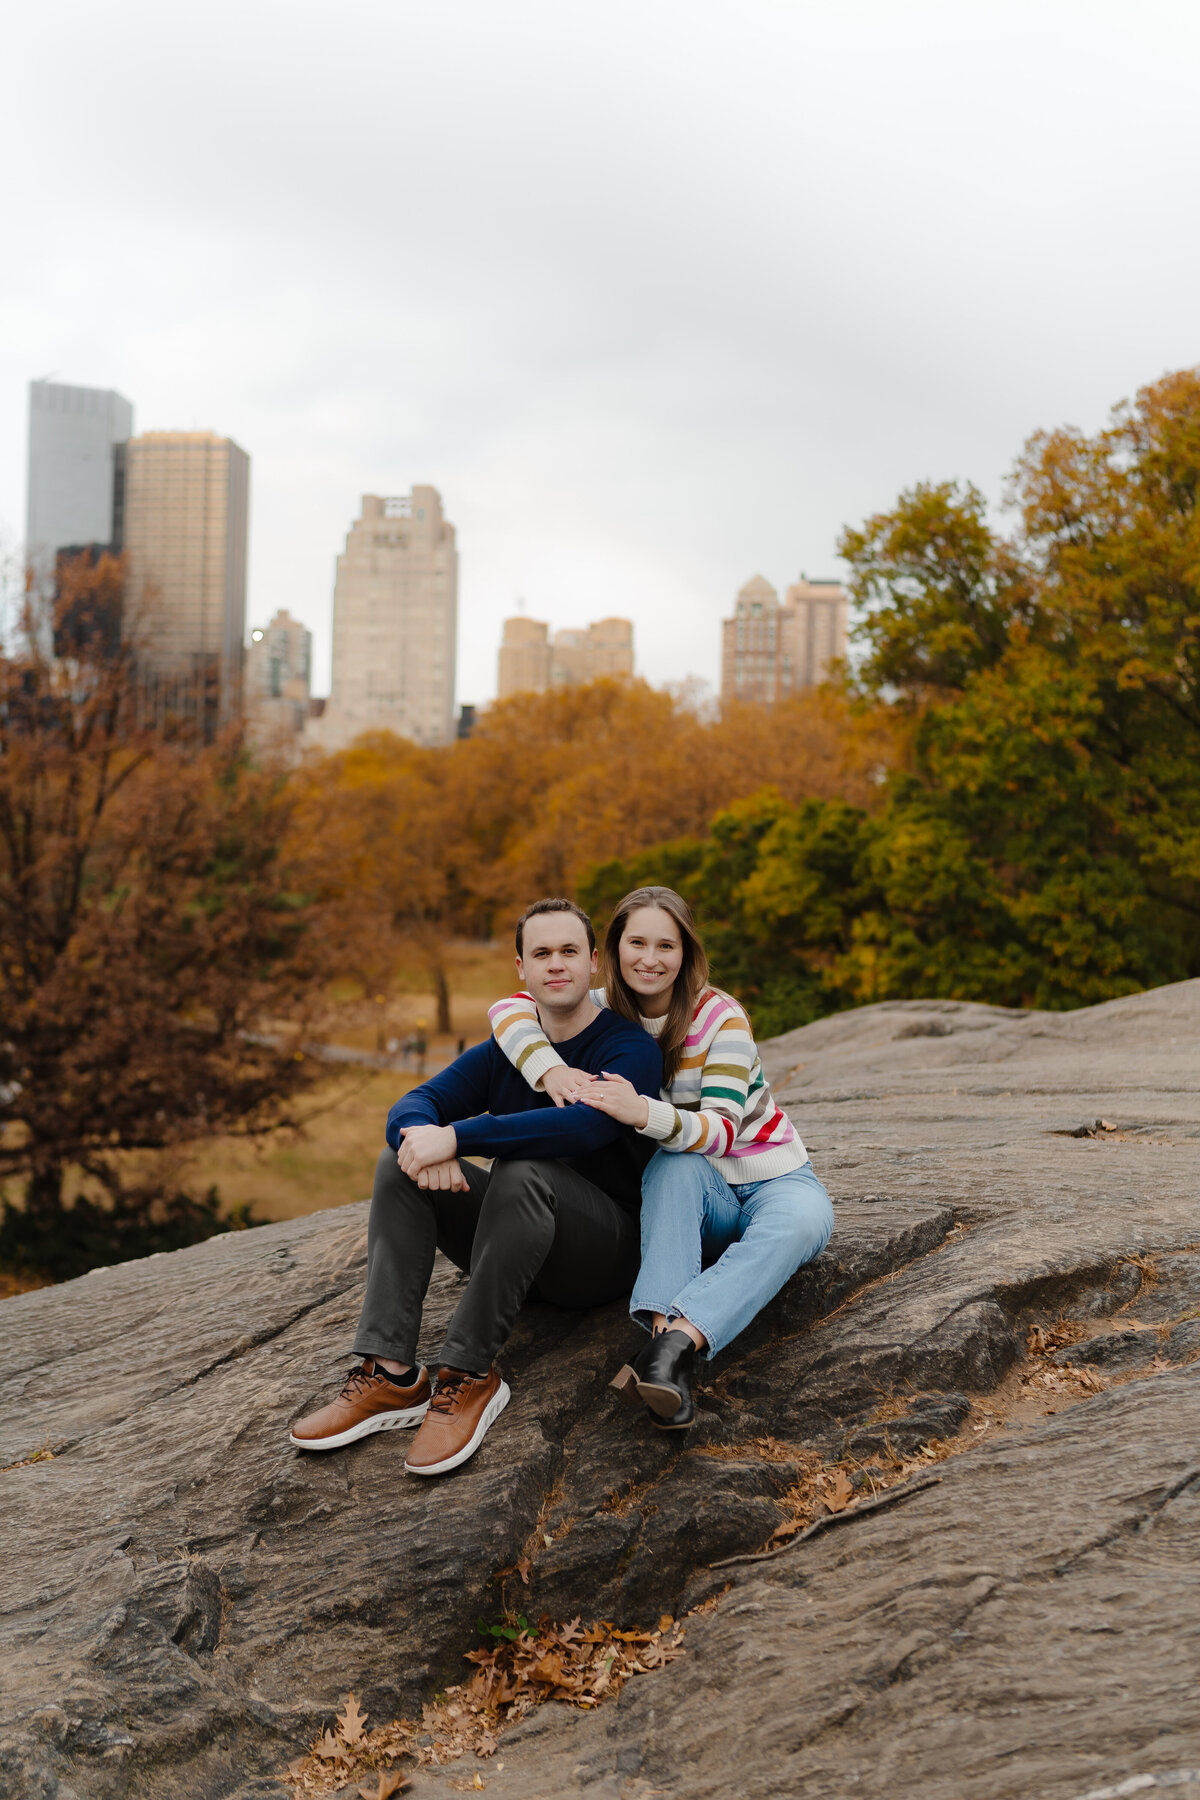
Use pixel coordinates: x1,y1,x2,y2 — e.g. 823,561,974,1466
1,941,519,1281
182,1068,416,1222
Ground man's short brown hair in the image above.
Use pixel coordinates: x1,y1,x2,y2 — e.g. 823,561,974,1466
515,897,596,958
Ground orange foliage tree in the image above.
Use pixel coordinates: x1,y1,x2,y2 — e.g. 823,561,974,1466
291,675,899,1019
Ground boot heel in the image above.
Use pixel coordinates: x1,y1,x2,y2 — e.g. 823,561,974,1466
609,1363,641,1404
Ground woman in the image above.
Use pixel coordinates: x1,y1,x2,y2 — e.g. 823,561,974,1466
488,886,833,1428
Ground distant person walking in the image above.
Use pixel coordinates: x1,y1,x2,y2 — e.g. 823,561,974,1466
488,886,833,1428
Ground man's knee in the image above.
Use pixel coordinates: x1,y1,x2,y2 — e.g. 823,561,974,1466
373,1146,422,1203
484,1158,555,1208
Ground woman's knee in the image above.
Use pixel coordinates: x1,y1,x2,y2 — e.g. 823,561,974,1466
642,1149,711,1208
758,1180,834,1264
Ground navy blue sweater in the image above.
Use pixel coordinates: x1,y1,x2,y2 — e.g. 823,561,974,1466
385,1008,663,1212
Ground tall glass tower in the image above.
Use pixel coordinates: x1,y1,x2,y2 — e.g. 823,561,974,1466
25,379,134,582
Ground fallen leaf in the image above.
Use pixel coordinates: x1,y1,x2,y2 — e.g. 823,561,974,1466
314,1729,348,1761
822,1468,854,1512
338,1693,370,1746
658,1614,674,1633
358,1773,409,1799
515,1556,532,1585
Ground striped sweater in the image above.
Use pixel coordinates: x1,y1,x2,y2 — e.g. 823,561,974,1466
488,986,806,1184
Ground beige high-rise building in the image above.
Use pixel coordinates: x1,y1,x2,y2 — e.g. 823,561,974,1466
122,431,249,725
245,608,312,747
498,616,551,696
782,577,849,690
310,487,457,750
720,574,848,707
497,614,634,698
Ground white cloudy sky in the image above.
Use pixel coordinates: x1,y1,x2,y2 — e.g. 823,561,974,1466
2,0,1198,701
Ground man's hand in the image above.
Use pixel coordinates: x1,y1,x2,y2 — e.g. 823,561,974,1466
414,1156,470,1192
398,1122,459,1177
541,1065,595,1108
577,1070,651,1129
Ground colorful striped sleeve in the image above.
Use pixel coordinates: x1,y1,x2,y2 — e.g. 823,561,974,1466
487,991,565,1092
637,999,755,1155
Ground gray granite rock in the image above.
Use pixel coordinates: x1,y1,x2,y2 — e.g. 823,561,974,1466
2,977,1199,1799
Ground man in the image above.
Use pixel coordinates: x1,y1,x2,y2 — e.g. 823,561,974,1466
290,898,662,1477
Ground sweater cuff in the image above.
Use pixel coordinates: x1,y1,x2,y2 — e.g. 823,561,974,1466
515,1042,566,1091
637,1097,679,1142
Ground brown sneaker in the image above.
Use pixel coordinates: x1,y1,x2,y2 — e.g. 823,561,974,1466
289,1358,431,1451
403,1366,511,1477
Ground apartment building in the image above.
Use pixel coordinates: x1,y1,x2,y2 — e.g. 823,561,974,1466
245,609,312,745
310,487,458,750
720,574,848,706
497,614,634,698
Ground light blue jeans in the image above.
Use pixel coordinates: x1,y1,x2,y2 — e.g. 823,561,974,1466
629,1150,834,1358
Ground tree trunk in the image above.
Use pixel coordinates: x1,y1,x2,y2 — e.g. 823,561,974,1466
430,959,452,1035
25,1160,65,1227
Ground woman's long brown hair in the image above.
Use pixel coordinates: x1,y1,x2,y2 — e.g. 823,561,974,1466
602,886,710,1088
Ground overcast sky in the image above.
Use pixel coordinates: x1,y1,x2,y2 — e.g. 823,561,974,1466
3,0,1198,701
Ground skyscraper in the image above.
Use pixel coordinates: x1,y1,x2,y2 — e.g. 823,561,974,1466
497,614,634,698
720,574,848,706
311,487,458,750
25,379,134,579
121,431,250,726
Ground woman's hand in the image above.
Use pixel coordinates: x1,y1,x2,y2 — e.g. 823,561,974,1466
578,1071,650,1129
541,1066,594,1107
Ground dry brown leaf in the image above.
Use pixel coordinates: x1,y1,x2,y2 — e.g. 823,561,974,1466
822,1469,854,1513
338,1694,369,1747
314,1729,347,1762
358,1774,409,1799
658,1614,674,1633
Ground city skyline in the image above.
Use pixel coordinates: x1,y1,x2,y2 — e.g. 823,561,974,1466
4,4,1195,710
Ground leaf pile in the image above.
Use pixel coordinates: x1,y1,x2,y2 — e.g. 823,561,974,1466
766,1442,959,1546
281,1616,685,1797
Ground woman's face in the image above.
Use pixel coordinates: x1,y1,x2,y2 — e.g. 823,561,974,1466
618,906,685,1008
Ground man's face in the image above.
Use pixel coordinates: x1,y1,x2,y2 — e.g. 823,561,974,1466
516,914,598,1014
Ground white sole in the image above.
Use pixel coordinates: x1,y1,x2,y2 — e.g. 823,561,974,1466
404,1380,511,1476
289,1401,429,1452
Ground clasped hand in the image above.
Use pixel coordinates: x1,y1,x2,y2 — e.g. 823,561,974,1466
398,1122,468,1191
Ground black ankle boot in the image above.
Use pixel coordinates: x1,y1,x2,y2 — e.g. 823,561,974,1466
634,1328,697,1429
609,1335,656,1405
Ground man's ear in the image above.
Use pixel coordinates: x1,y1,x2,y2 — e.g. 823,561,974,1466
590,948,599,974
515,954,525,986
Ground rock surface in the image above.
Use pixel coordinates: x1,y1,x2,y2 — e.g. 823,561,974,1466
2,980,1199,1800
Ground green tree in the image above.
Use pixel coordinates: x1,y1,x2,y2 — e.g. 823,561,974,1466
584,368,1200,1035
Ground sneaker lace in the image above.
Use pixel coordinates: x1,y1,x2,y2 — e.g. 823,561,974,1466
429,1370,473,1415
339,1361,387,1401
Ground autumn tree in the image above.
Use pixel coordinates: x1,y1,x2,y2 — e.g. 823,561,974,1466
584,369,1200,1030
0,559,329,1277
290,732,470,1032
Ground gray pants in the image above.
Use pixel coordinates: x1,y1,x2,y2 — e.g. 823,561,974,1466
353,1149,641,1374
